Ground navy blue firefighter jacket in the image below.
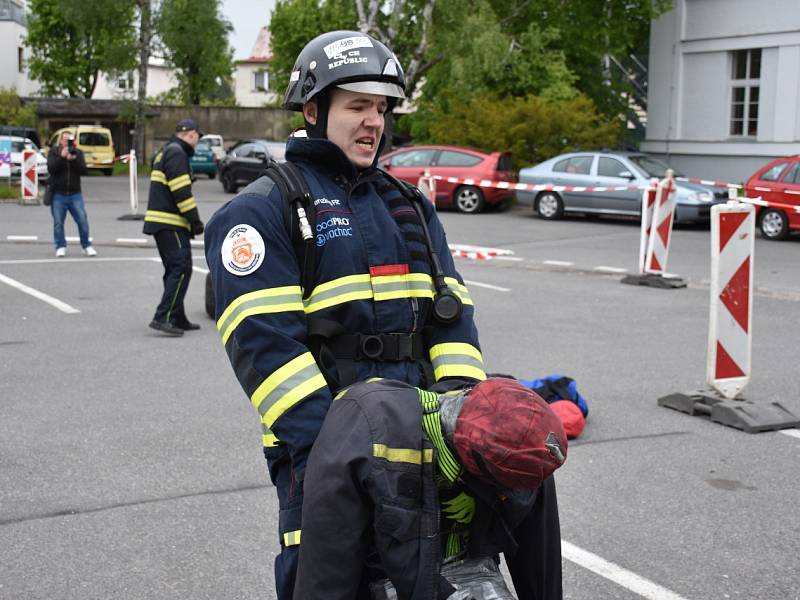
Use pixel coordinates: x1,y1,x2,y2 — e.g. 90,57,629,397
204,135,486,476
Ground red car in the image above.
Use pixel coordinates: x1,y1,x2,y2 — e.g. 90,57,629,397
379,145,515,213
744,155,800,240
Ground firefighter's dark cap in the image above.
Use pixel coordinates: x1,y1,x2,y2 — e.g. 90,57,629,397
175,118,203,135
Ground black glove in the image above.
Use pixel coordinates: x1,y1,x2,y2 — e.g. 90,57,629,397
191,220,204,235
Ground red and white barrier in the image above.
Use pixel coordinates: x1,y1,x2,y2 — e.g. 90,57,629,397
643,171,677,274
637,178,659,273
417,170,436,204
432,175,641,195
21,149,38,202
707,200,755,399
449,244,514,261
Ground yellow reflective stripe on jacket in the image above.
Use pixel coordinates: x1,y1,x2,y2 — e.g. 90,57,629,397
283,530,301,547
304,274,372,313
429,342,486,381
372,273,435,301
444,277,473,306
373,443,433,465
150,169,167,185
217,285,304,345
168,174,192,192
262,423,279,447
143,210,190,230
303,272,436,314
251,353,327,428
176,197,197,213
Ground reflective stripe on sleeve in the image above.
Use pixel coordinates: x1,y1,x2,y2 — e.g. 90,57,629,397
429,342,486,381
168,174,192,192
262,423,279,447
251,353,327,428
217,286,304,345
143,210,190,230
373,443,433,465
283,530,301,547
176,197,197,213
150,169,167,185
444,277,473,306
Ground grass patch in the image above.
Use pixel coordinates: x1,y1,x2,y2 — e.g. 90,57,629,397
0,182,20,200
112,160,151,176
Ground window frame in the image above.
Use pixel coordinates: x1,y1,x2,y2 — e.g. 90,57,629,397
388,148,437,168
434,150,483,167
252,70,268,92
596,156,629,178
729,49,761,138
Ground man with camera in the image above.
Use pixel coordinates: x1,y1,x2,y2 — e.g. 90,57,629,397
47,131,96,257
143,118,205,336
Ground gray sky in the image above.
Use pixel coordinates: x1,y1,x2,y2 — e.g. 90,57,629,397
221,0,277,59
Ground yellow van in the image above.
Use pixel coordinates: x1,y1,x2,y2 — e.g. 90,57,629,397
48,125,116,176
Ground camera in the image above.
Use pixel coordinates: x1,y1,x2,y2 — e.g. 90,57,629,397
67,138,77,155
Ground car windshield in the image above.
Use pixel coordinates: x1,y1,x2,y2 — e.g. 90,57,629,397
628,155,682,178
79,132,109,146
196,141,211,151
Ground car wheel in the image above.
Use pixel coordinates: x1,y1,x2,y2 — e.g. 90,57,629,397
454,185,485,214
759,208,789,240
208,172,216,180
221,170,237,193
535,191,564,220
205,272,215,319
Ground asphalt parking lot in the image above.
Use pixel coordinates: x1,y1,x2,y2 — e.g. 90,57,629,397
1,176,799,599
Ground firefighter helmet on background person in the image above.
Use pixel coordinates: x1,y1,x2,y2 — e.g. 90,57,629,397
283,30,406,112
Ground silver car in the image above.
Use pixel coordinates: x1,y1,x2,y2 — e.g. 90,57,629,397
518,151,728,224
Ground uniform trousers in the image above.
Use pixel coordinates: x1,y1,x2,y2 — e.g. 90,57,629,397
152,229,192,325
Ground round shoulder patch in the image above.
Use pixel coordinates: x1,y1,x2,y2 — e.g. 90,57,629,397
221,224,265,276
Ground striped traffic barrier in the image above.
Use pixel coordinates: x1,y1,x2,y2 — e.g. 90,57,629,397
20,149,38,205
657,197,799,432
637,179,659,274
118,150,143,221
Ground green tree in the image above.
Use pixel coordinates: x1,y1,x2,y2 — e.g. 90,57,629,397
0,88,38,126
157,0,235,105
268,0,358,103
25,0,137,98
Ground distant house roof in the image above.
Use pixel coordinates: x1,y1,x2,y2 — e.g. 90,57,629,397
236,27,271,65
22,97,160,118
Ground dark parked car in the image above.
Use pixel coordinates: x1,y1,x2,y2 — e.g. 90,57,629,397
379,145,515,213
743,155,800,240
518,151,728,224
219,139,287,193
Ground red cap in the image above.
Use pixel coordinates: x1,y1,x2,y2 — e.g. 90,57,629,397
454,378,567,490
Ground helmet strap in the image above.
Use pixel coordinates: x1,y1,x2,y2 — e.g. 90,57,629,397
304,90,330,139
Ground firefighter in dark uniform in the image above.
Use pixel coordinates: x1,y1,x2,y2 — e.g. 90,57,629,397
144,118,205,336
294,378,568,600
205,31,558,599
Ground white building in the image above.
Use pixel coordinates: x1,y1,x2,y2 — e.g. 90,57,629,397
233,27,277,107
0,0,39,96
642,0,800,182
92,60,177,101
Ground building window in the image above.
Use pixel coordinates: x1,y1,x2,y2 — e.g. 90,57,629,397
116,73,134,91
253,70,268,92
18,47,24,72
730,49,761,137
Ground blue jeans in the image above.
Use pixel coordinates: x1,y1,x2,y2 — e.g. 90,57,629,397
52,192,91,249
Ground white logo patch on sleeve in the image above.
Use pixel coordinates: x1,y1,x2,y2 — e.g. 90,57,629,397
221,224,265,276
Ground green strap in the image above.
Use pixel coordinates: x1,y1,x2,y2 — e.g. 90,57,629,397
417,389,462,484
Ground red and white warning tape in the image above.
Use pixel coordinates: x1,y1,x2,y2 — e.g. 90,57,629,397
432,175,800,213
449,243,514,260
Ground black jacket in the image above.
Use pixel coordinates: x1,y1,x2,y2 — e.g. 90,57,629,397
143,136,201,235
294,379,534,600
47,146,88,195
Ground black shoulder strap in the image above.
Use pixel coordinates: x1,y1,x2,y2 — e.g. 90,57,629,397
260,160,317,299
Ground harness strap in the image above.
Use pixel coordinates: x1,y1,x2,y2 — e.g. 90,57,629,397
417,389,463,485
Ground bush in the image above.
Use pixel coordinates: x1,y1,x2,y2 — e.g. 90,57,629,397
0,87,38,127
0,183,21,200
422,94,622,171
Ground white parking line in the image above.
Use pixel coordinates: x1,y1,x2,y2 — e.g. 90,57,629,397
543,260,574,267
594,266,629,273
493,256,523,262
116,237,148,244
779,428,800,440
0,272,80,314
463,279,510,292
190,240,204,247
562,540,690,600
6,235,38,241
193,266,209,274
65,236,93,243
